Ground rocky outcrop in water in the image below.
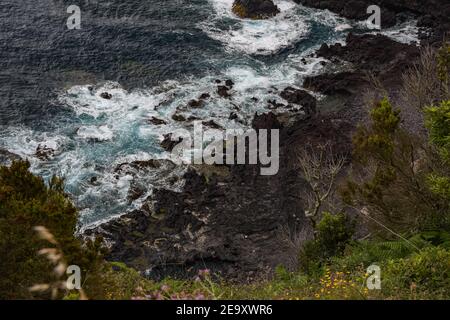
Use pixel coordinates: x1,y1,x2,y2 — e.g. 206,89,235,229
35,144,55,161
232,0,280,19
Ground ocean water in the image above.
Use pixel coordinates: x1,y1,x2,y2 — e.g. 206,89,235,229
0,0,419,230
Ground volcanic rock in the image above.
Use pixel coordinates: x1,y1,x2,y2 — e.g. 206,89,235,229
100,92,112,100
232,0,280,19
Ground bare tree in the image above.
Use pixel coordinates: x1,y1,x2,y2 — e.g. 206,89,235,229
297,142,346,233
401,46,450,111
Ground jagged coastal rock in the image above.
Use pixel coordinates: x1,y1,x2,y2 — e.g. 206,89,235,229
86,111,353,281
294,0,450,43
232,0,280,19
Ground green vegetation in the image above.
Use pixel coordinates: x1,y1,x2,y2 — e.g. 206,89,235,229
299,212,355,275
0,161,151,300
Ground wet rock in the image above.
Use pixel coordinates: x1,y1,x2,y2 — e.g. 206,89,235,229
100,92,112,100
172,114,186,122
280,87,317,116
148,117,167,125
225,79,234,88
268,99,285,110
187,115,201,121
35,144,55,160
217,85,231,98
84,2,449,282
128,185,146,201
295,0,450,42
161,134,183,152
188,99,204,108
199,93,211,100
229,112,238,120
203,120,223,130
115,159,162,175
232,0,280,19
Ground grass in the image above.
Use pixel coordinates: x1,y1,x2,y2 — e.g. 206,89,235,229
83,243,450,300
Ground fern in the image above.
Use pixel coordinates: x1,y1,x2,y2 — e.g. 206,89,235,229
410,231,450,249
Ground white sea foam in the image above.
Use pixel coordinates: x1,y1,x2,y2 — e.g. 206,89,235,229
355,19,420,45
77,125,114,141
380,21,420,45
202,0,310,55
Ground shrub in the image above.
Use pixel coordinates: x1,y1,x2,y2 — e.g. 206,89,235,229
342,98,440,235
425,100,450,159
299,212,355,274
382,247,450,299
0,161,104,299
424,100,450,229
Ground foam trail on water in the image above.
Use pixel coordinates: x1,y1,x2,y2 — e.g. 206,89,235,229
201,0,311,55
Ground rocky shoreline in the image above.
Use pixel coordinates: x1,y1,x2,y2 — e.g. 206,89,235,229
295,0,450,44
85,1,448,281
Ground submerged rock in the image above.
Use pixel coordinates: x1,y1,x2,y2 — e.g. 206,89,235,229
232,0,280,19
